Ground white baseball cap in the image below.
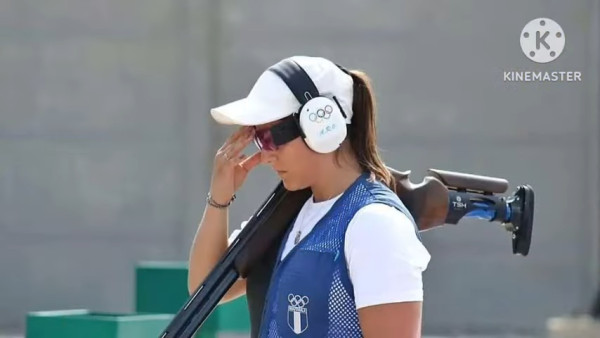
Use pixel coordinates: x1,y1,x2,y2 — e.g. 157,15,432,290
210,56,354,126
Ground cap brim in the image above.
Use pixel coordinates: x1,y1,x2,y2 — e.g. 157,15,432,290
210,98,285,126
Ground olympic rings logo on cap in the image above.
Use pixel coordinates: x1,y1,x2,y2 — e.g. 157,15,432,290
309,105,333,123
288,294,310,307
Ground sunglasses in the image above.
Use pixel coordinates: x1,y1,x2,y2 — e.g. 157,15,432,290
253,116,303,151
253,128,277,151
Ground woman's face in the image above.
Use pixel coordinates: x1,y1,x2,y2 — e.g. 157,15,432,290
254,121,321,191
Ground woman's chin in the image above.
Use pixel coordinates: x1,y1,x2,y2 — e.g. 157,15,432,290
281,177,309,191
281,178,296,190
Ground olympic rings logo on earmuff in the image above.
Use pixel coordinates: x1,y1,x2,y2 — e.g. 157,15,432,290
288,294,310,307
308,105,333,123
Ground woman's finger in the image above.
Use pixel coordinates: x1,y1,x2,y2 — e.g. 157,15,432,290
240,151,262,172
220,127,252,150
218,132,253,165
227,130,255,158
232,153,248,167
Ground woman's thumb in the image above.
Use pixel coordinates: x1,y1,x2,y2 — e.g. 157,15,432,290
241,151,262,172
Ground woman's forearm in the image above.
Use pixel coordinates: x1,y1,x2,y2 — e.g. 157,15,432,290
187,202,230,295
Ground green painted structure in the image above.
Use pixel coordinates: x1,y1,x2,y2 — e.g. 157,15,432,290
25,261,251,337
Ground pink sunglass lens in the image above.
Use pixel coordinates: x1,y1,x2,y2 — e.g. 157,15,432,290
254,129,276,151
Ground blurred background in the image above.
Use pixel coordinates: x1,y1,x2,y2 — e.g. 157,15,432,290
1,0,599,337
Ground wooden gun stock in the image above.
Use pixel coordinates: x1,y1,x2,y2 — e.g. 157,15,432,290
388,168,450,232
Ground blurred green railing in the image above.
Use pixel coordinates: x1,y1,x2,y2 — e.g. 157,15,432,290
25,261,250,338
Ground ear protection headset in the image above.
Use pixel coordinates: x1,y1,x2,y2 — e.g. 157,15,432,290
268,60,352,154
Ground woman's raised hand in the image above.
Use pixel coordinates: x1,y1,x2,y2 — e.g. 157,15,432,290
210,126,262,204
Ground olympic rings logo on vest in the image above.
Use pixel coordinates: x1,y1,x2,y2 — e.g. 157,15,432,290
309,105,333,123
288,294,309,307
288,293,310,334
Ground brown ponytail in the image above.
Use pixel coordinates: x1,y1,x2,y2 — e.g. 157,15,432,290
344,70,395,190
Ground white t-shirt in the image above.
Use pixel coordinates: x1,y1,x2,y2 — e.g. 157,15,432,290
228,194,431,309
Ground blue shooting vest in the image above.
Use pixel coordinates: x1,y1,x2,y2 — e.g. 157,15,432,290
257,172,419,337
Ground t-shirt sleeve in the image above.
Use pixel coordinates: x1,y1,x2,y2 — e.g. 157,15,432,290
344,203,431,309
227,218,250,246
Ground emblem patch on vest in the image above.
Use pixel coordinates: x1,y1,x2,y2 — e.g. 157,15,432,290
287,294,309,334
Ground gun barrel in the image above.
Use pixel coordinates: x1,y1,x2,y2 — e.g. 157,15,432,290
158,183,294,338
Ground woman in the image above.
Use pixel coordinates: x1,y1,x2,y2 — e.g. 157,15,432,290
188,55,431,337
